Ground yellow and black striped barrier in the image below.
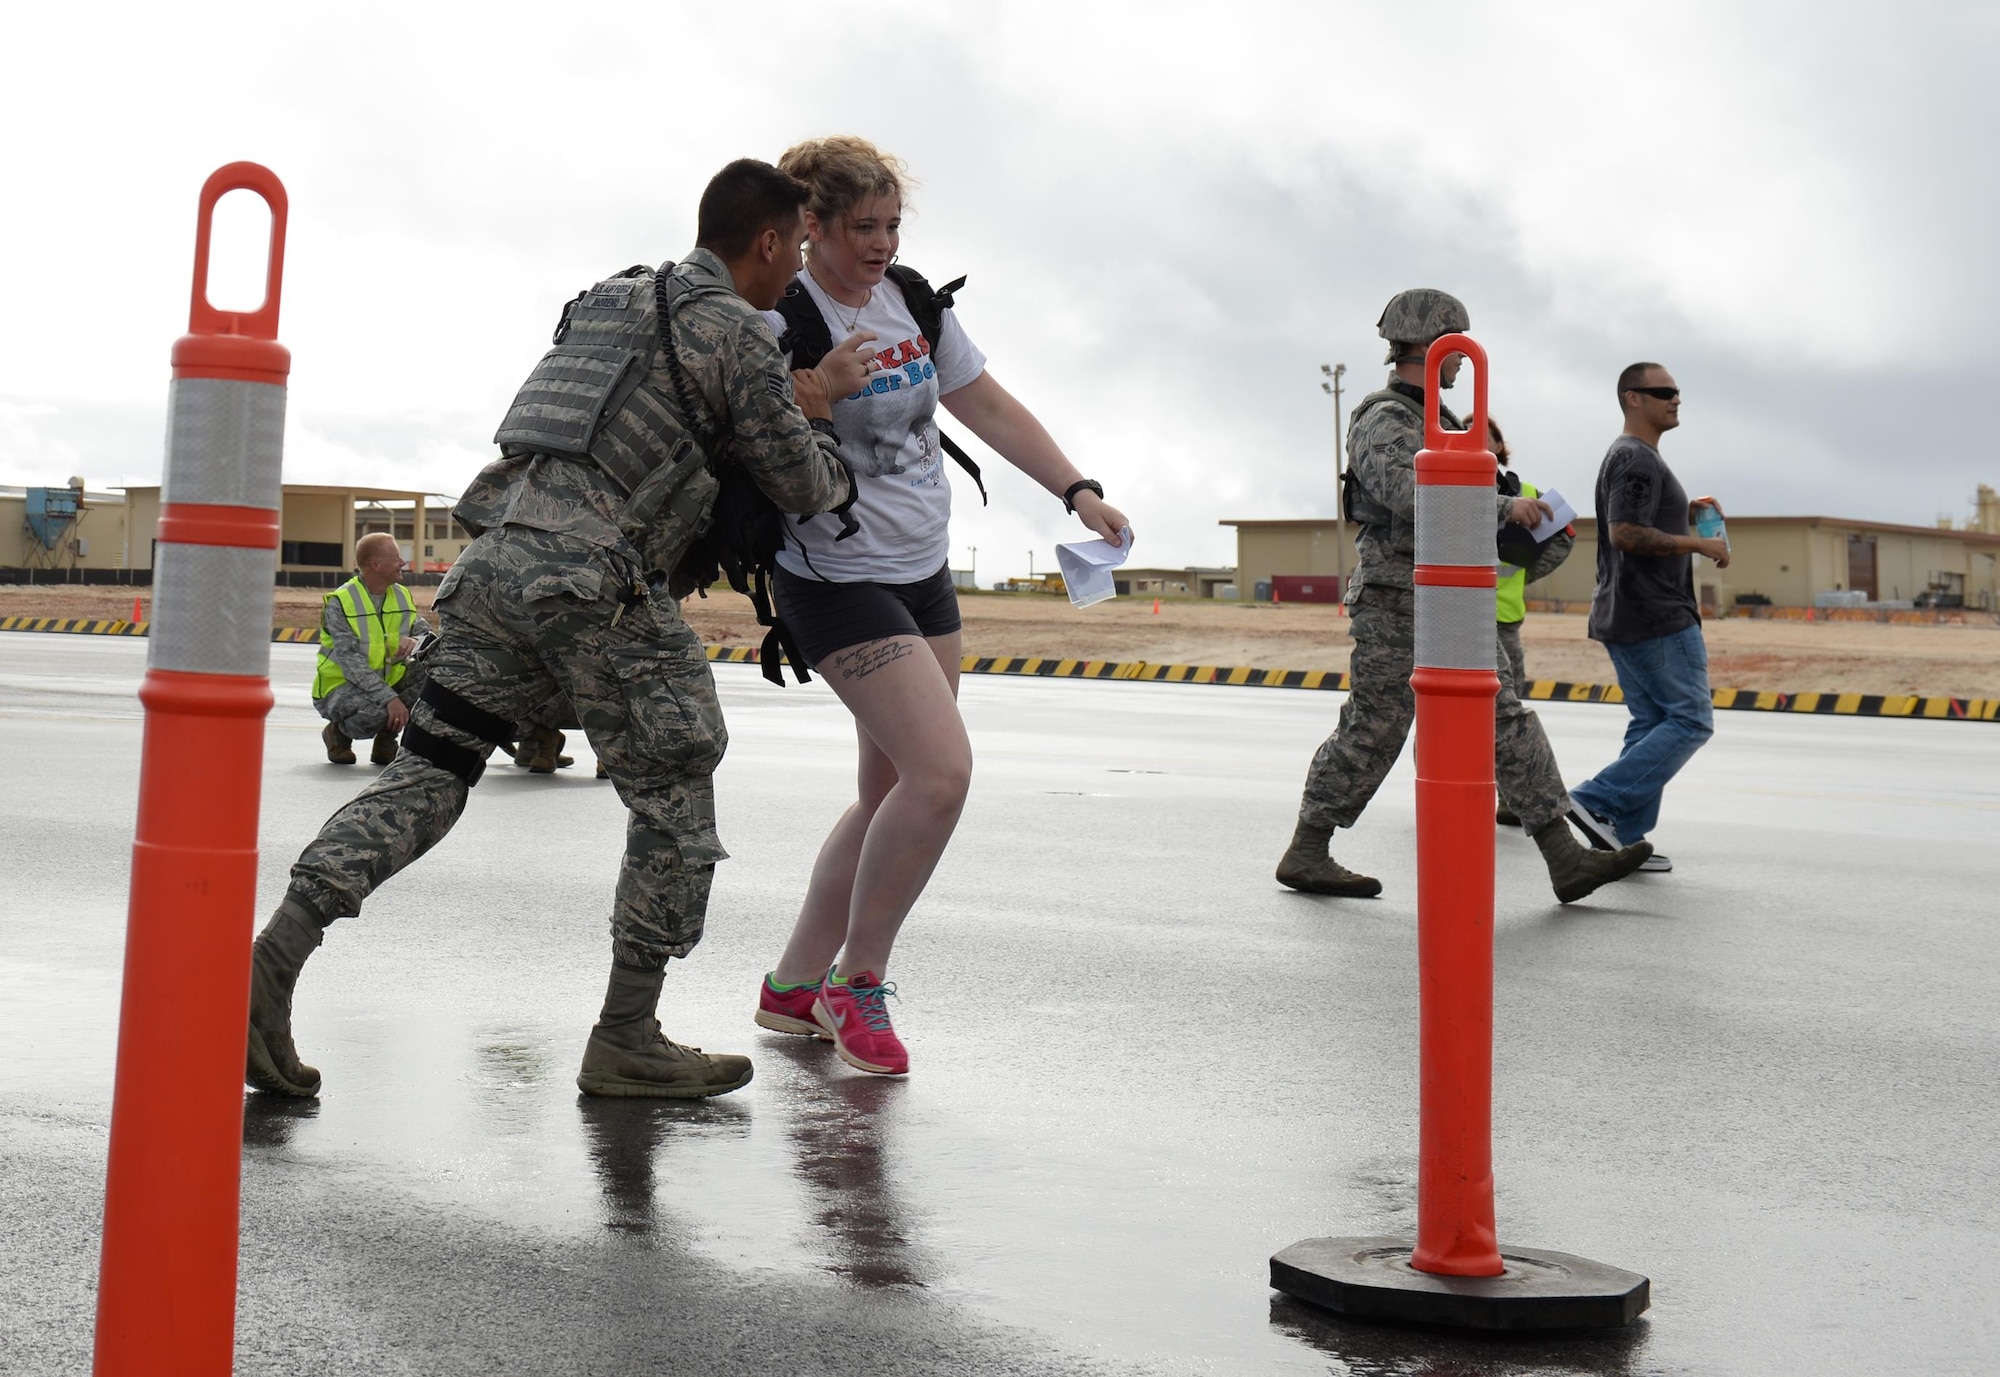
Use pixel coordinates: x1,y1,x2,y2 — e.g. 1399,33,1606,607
0,615,151,636
6,615,1996,722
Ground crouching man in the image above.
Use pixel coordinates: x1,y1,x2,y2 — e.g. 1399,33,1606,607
311,531,430,766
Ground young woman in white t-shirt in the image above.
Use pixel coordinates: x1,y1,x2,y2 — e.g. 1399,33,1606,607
753,136,1130,1076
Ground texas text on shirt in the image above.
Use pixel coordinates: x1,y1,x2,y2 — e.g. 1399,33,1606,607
764,270,987,583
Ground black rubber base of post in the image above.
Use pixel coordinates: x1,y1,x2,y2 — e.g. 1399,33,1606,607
1271,1236,1649,1332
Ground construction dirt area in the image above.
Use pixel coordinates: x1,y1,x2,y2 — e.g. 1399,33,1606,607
6,584,2000,699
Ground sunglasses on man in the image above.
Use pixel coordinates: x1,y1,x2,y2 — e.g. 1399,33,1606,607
1625,385,1680,401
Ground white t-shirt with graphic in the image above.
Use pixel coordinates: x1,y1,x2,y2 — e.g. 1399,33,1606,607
763,270,987,583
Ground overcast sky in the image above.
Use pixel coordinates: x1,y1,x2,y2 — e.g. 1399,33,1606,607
4,2,1995,578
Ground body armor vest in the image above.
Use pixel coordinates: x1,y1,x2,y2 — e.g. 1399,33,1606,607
494,263,724,499
1340,387,1425,530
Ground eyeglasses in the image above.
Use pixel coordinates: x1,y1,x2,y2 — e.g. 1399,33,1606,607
1625,386,1680,401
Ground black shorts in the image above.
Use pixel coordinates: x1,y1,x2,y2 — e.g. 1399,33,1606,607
773,562,962,667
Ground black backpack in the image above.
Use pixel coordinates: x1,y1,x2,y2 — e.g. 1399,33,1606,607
652,271,854,689
772,265,989,506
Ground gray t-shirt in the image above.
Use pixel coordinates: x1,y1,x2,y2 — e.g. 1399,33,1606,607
1587,435,1697,644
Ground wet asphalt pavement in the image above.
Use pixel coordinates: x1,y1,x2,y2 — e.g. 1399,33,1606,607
2,632,1997,1375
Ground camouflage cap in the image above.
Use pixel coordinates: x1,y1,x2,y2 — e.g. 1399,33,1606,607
1376,289,1470,345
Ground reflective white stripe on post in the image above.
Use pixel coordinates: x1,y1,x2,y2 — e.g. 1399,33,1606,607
1414,584,1496,670
162,378,288,510
1416,485,1498,571
148,543,277,677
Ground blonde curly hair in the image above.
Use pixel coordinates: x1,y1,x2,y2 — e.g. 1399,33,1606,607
776,135,913,226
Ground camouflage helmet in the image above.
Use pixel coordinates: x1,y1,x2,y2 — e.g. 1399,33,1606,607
1377,289,1470,361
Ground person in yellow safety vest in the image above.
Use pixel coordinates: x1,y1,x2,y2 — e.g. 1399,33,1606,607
312,531,433,765
1489,416,1574,826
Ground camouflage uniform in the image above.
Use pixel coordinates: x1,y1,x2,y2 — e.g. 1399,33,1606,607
313,587,431,741
279,248,851,971
1295,380,1572,836
1495,620,1527,701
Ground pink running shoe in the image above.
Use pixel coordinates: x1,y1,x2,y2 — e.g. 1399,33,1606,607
754,973,829,1040
812,969,908,1076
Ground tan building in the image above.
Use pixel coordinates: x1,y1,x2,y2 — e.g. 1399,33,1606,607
121,485,462,583
7,482,468,584
1113,566,1237,598
1,482,133,576
1532,516,2000,612
352,497,472,574
1226,486,2000,612
1220,519,1359,603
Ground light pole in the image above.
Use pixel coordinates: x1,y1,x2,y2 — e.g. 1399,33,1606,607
1321,362,1348,600
1027,549,1035,581
968,545,977,588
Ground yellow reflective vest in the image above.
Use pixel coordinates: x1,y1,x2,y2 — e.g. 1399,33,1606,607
312,577,419,698
1496,479,1537,626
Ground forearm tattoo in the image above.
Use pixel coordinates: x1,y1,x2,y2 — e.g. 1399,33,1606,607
1611,523,1683,557
834,638,914,682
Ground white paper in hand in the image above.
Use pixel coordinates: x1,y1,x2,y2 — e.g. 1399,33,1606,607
1529,488,1577,544
1056,528,1135,608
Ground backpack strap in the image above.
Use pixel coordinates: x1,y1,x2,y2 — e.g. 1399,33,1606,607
885,266,987,507
778,266,989,506
774,278,835,370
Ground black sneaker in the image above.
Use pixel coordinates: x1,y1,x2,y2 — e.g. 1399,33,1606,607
1639,853,1673,873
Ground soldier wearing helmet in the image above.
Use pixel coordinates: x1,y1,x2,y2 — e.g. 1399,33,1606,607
1276,290,1654,904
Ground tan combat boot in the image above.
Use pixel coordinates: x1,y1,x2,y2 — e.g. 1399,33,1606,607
322,723,356,765
370,729,400,766
246,897,326,1097
576,965,754,1099
1275,823,1383,897
1532,819,1653,904
518,726,574,773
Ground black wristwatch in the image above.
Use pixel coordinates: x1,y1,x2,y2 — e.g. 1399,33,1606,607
1062,478,1104,514
809,417,839,438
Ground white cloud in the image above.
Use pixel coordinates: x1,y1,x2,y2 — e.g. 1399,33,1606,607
2,0,1995,565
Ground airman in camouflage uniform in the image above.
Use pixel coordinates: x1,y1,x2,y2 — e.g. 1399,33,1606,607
247,160,869,1101
1277,289,1652,904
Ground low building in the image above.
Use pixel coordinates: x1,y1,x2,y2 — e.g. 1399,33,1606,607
1226,486,2000,612
1220,519,1358,605
1531,515,2000,612
1112,565,1237,599
122,484,463,585
0,482,133,580
4,482,467,586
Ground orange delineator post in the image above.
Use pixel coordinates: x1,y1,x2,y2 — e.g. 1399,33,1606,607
1408,332,1503,1278
94,162,290,1377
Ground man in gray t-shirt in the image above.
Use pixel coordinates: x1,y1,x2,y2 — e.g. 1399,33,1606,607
1569,363,1731,873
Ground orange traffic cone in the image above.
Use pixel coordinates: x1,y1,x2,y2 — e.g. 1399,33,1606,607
132,596,143,625
1152,598,1160,615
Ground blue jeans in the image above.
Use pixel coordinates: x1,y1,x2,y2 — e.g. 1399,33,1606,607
1571,622,1714,843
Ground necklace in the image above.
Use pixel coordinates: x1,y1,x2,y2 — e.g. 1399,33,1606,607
811,266,869,331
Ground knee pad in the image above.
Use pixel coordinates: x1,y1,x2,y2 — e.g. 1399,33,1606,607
400,721,489,786
400,681,518,786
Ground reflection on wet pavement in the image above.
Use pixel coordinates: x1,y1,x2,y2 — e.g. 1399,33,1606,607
764,1038,932,1290
576,1096,751,1237
241,1094,321,1150
10,638,2000,1375
1269,1295,1651,1376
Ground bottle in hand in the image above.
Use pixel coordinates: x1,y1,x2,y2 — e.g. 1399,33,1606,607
1692,496,1727,550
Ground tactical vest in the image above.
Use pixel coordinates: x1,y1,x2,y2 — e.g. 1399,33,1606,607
494,262,724,502
312,578,417,699
1340,387,1431,530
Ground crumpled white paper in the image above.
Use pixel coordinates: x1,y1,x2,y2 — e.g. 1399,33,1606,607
1055,528,1135,608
